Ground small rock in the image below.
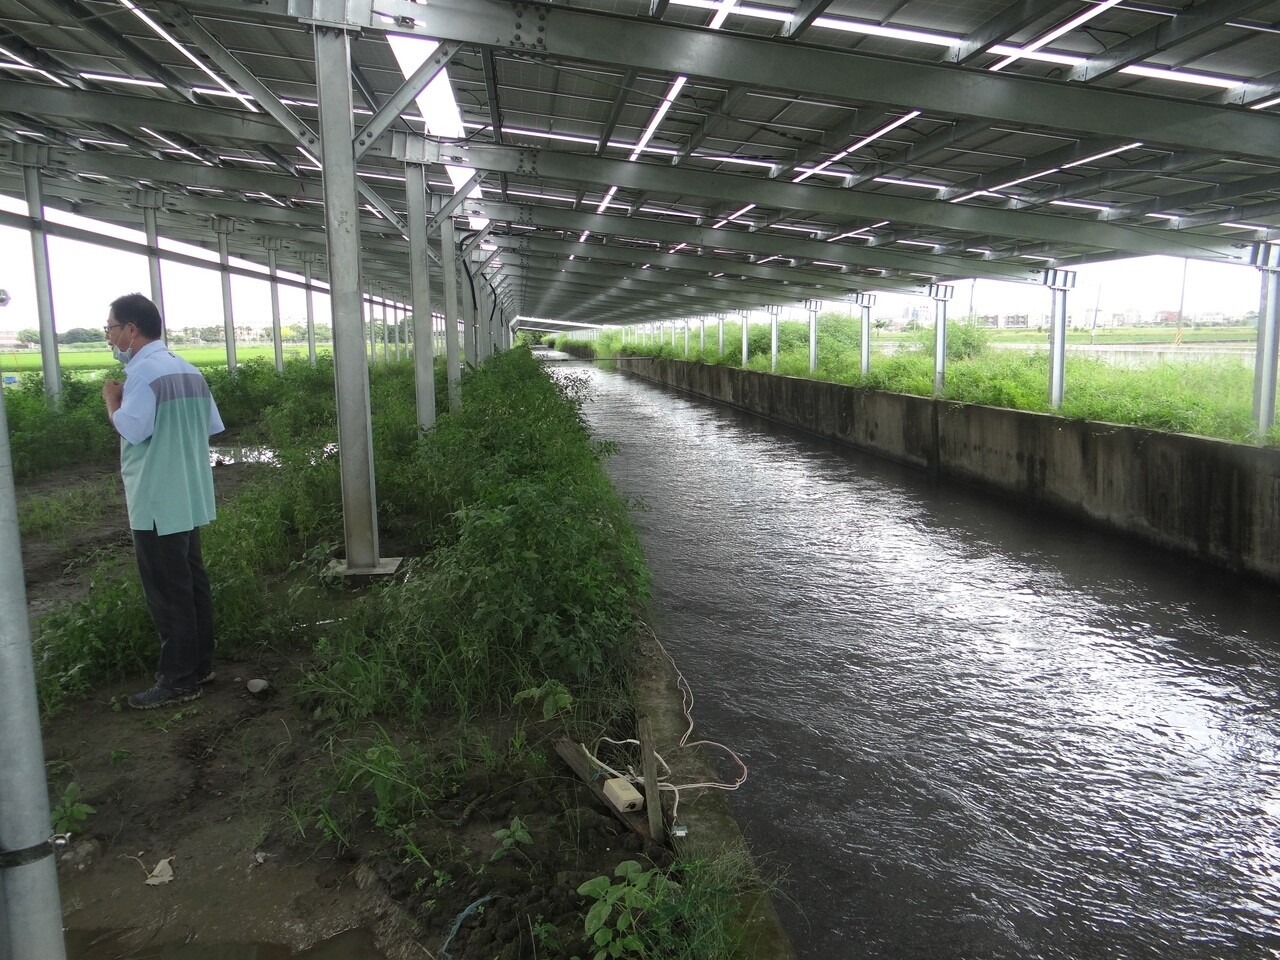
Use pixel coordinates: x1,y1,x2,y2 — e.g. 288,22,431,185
246,678,269,694
59,838,101,872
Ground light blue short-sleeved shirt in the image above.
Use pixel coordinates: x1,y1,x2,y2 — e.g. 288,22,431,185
112,341,225,535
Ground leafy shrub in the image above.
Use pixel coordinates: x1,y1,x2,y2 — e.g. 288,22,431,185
305,349,650,727
2,371,120,479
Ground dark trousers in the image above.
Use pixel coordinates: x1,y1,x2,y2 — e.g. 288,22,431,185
132,525,214,690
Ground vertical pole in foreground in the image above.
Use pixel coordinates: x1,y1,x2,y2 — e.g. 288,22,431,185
313,22,388,574
856,293,875,377
0,384,68,960
21,161,60,405
929,283,954,396
300,252,317,366
266,239,284,372
140,195,167,340
407,164,436,434
1044,269,1077,410
441,215,463,413
684,320,690,356
1253,243,1280,434
740,309,750,366
717,312,725,354
768,304,780,372
699,316,705,352
213,218,237,371
805,298,821,374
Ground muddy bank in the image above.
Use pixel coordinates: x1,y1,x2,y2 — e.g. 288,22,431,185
21,463,793,958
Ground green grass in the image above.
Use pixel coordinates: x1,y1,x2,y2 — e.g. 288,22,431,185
18,474,121,540
0,343,331,375
866,324,1256,345
559,317,1279,446
1,354,338,481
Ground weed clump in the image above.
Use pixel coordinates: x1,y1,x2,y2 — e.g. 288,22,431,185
307,349,649,725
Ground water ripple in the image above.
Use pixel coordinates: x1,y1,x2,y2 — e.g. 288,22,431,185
557,363,1280,960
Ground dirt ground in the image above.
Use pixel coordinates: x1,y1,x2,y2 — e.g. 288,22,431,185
19,461,678,960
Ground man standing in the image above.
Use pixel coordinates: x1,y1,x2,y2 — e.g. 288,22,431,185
102,293,224,709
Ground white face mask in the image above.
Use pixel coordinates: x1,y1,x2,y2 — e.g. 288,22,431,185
111,328,136,365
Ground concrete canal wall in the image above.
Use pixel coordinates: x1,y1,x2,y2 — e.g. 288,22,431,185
595,353,1280,584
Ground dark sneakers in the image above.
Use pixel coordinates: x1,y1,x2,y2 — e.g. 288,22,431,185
128,683,202,710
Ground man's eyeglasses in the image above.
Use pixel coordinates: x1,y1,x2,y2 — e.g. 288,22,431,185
103,323,127,335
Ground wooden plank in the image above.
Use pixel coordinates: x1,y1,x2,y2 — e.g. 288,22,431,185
638,717,664,845
555,739,652,841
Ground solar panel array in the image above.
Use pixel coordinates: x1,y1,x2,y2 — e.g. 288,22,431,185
2,0,1278,326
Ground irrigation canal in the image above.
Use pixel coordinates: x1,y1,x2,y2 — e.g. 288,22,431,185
547,355,1280,960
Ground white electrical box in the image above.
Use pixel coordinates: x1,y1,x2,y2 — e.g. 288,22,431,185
603,777,644,813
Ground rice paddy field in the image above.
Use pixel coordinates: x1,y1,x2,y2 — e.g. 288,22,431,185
0,343,331,375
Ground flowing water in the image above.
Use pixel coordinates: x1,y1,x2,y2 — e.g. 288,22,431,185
553,358,1280,960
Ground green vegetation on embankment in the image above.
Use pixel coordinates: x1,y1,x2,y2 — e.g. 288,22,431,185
556,317,1280,446
15,348,768,959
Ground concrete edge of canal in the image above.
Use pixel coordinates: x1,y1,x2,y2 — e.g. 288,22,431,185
543,348,796,958
588,353,1280,585
632,623,797,960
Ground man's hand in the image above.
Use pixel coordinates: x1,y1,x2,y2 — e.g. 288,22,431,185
102,378,123,421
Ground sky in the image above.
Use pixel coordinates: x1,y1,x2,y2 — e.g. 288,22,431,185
0,198,1265,336
0,196,334,337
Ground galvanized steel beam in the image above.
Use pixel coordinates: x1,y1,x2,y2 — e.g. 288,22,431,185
443,142,1249,261
364,0,1280,162
1067,0,1274,84
20,161,61,405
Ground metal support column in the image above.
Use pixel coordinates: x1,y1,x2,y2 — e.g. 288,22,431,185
441,214,463,413
21,160,60,405
717,312,725,355
684,319,690,356
213,218,237,371
1044,269,1077,410
384,299,394,363
476,271,491,363
265,238,284,372
299,252,317,366
699,316,705,352
397,301,406,361
312,22,394,576
768,304,781,372
929,283,955,396
377,296,387,362
138,191,166,339
0,379,68,960
740,310,750,366
805,298,821,373
855,293,876,377
1253,243,1280,434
